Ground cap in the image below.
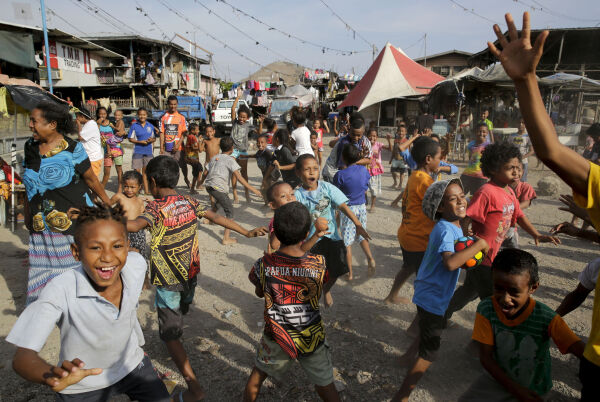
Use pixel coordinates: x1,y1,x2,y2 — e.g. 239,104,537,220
422,178,463,221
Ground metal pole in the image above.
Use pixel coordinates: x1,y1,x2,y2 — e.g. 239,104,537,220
11,103,17,232
194,31,199,95
40,0,53,93
424,33,427,68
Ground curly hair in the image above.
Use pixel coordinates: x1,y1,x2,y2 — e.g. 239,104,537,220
74,203,127,245
480,142,521,178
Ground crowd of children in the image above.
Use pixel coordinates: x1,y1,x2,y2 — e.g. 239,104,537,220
7,11,600,402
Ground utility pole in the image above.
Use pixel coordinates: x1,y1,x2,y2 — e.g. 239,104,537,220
40,0,53,93
209,55,213,101
424,33,427,68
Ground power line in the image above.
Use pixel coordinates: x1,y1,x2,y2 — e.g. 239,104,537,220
192,0,300,66
514,0,600,23
403,34,426,51
65,0,128,33
134,2,170,40
449,0,500,24
79,0,143,35
317,0,374,48
156,0,292,78
215,0,370,55
46,7,85,34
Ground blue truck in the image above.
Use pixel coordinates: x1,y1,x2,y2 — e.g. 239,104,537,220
151,96,206,122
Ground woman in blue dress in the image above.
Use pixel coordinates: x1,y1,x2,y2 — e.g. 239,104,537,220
23,101,110,304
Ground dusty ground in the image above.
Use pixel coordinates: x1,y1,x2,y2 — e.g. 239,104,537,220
0,138,595,401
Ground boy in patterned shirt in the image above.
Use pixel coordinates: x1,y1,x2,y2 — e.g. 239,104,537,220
127,155,267,401
244,202,339,402
459,249,584,401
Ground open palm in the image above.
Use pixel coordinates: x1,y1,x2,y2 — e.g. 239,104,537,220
488,12,548,81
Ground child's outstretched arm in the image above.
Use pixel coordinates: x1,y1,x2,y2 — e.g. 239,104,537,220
127,217,149,233
516,215,560,245
338,203,371,240
13,348,102,392
232,170,262,197
204,210,268,238
478,343,543,402
442,237,489,271
489,12,588,195
398,133,421,152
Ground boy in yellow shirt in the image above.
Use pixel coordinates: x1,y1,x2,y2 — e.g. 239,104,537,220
492,11,600,399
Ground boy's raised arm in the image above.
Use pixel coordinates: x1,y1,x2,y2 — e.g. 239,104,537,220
490,12,588,195
13,348,102,392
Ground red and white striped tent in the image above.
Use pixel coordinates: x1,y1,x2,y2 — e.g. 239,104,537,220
339,43,444,111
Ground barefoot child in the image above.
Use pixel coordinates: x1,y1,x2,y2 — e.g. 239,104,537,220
201,137,263,244
459,123,490,195
184,123,204,194
126,155,267,401
201,125,220,186
367,128,387,212
294,154,371,307
110,170,146,254
384,137,441,304
7,204,170,401
459,249,584,401
239,134,274,201
244,202,340,402
127,107,156,194
445,142,560,321
389,125,410,190
392,179,489,401
313,119,325,166
333,144,376,280
98,107,125,192
310,131,321,166
231,89,252,202
489,12,600,396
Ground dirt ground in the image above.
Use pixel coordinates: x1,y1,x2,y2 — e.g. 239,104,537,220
0,139,595,401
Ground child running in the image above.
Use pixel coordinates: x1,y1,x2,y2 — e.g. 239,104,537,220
392,179,489,402
294,154,371,307
384,137,441,304
459,249,584,401
110,170,146,254
7,204,170,401
366,128,387,212
127,107,156,194
126,155,267,401
201,137,263,244
445,142,559,322
333,144,376,280
239,134,274,202
459,123,490,195
268,129,300,189
244,201,340,402
97,107,125,192
313,119,325,166
184,123,204,194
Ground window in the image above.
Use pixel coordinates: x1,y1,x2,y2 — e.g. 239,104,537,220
432,66,442,74
440,66,450,76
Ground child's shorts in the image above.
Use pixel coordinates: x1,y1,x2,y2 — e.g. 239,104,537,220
368,174,382,196
206,186,233,218
254,335,334,387
417,306,446,362
340,204,367,247
155,282,196,341
310,237,349,279
400,247,425,272
104,155,124,167
188,162,203,177
55,354,170,402
391,160,408,174
131,154,153,170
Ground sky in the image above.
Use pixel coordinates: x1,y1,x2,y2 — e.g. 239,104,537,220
7,0,600,81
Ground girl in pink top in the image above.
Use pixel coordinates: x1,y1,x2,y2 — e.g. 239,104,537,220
367,128,389,212
312,119,325,166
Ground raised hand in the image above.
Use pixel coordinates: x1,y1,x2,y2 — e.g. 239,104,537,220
45,359,102,392
488,12,549,81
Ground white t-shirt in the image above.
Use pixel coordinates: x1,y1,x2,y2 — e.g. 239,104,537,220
291,126,314,156
79,120,103,162
578,257,600,290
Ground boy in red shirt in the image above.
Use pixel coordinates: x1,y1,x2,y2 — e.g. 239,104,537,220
445,142,559,321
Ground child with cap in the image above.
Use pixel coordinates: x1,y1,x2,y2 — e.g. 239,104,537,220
392,179,489,402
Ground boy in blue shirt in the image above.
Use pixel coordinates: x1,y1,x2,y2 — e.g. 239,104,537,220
392,179,489,402
128,107,157,194
333,143,376,280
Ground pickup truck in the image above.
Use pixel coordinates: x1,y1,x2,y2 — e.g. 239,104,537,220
211,99,253,134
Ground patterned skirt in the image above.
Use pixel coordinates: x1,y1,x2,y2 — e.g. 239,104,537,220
340,204,368,247
27,230,80,305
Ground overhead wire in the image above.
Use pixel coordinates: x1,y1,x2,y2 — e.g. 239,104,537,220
134,1,170,40
448,0,500,24
79,0,143,35
65,0,128,33
156,0,292,77
192,0,300,66
317,0,375,49
214,0,370,55
46,7,86,34
513,0,600,23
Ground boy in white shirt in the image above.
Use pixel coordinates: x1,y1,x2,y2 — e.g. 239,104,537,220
290,106,314,157
76,107,103,178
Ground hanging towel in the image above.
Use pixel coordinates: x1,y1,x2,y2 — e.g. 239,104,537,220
254,81,260,90
259,82,265,91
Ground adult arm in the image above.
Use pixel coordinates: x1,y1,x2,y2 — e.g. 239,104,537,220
231,90,240,122
489,12,588,195
82,168,111,205
13,348,102,392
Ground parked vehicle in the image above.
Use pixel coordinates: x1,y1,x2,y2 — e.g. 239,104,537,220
149,96,207,125
211,99,253,134
267,97,300,128
432,119,451,137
